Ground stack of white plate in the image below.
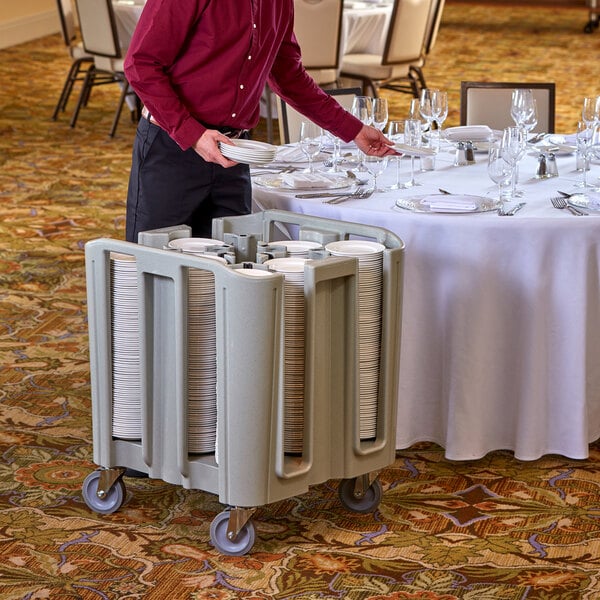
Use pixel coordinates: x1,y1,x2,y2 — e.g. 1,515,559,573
325,240,385,440
168,240,228,454
264,257,308,454
219,139,277,165
111,253,142,440
269,240,322,258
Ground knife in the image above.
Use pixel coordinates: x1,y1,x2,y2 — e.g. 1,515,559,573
506,202,526,216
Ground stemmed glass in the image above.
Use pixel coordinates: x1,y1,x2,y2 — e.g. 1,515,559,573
522,99,538,141
386,119,405,190
500,126,527,198
324,130,342,173
581,96,600,128
419,89,435,134
399,118,422,188
487,144,512,206
372,97,389,132
575,120,593,189
351,96,373,170
510,88,535,129
408,98,420,120
364,155,389,192
431,90,448,150
298,121,323,173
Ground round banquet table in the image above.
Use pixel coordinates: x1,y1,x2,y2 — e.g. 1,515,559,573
251,139,600,461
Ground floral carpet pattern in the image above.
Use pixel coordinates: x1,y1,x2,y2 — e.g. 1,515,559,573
1,3,600,598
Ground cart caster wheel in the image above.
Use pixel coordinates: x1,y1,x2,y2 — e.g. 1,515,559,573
210,511,256,556
82,471,126,515
338,477,383,513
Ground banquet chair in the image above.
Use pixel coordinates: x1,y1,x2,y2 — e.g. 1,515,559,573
411,0,446,90
52,0,94,120
460,81,556,133
262,0,344,144
277,87,361,145
340,0,435,98
71,0,139,137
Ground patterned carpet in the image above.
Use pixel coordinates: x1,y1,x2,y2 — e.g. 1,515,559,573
1,2,600,598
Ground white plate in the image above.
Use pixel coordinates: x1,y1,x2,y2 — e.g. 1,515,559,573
264,257,309,273
567,192,600,212
395,194,498,214
253,173,353,190
168,238,226,252
326,240,385,255
393,143,437,157
219,139,277,164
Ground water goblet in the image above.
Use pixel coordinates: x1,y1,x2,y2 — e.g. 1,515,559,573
500,126,527,198
581,96,600,128
351,96,373,171
324,130,342,173
386,119,405,190
522,98,538,141
364,155,389,192
298,121,323,173
510,88,534,129
419,88,436,134
399,118,422,188
372,97,389,132
487,144,512,206
575,120,593,189
408,98,421,120
431,89,448,150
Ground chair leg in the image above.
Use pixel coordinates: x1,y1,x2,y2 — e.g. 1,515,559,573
70,65,95,128
109,78,131,137
52,60,83,120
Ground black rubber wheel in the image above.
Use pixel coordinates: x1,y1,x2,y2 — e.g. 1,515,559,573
338,477,383,513
82,471,126,515
210,511,256,556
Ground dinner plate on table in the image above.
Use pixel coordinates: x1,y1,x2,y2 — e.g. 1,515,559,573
566,192,600,212
253,172,354,190
532,134,576,155
395,194,499,214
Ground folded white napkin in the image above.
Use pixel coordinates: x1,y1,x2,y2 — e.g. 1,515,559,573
274,145,309,163
444,125,494,142
281,172,338,189
422,194,479,212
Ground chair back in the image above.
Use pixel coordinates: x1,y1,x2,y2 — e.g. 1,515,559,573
383,0,434,66
460,81,556,133
74,0,121,58
57,0,77,46
423,0,446,56
294,0,343,70
277,87,361,145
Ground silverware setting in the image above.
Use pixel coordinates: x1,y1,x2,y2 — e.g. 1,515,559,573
322,188,375,204
550,195,587,215
498,202,526,216
251,165,298,175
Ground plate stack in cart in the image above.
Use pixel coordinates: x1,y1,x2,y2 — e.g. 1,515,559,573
268,240,323,258
325,240,385,440
264,257,308,454
110,252,142,439
167,238,227,454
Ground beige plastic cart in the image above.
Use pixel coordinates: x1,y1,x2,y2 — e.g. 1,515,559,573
82,210,404,555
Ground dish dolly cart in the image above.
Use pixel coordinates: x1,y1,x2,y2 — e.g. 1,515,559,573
82,209,404,555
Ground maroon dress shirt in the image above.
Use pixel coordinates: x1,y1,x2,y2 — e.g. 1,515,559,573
124,0,363,150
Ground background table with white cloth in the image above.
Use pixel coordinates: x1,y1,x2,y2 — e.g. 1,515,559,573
252,141,600,461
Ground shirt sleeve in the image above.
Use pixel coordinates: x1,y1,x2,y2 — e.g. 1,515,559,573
267,30,363,144
123,0,208,150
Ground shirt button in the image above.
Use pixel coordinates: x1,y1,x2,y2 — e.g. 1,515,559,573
248,55,252,60
253,23,256,28
240,84,244,90
231,113,236,118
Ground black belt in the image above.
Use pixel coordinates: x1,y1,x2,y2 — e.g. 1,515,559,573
141,107,249,139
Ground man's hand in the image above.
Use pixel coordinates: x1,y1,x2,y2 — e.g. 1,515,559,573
192,130,239,167
354,125,398,156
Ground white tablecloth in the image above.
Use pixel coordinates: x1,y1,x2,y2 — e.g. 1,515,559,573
252,141,600,461
341,3,393,55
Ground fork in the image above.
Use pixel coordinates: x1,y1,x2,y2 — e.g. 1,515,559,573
323,188,374,204
550,196,587,216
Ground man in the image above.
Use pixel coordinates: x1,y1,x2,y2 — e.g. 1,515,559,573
124,0,395,242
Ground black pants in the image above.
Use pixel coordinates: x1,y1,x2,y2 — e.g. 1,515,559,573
125,117,251,242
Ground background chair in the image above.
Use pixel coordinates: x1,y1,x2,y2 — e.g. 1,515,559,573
340,0,435,98
410,0,446,90
263,0,344,144
460,81,556,133
52,0,93,120
71,0,139,137
276,87,361,145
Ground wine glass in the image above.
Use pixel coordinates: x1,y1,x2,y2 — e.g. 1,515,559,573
298,121,323,173
487,144,512,206
500,126,527,198
419,88,436,135
399,118,422,188
324,130,342,173
408,98,420,120
351,96,373,170
582,96,600,128
372,97,389,132
522,98,538,141
431,90,448,150
386,119,405,190
575,120,593,189
364,155,389,192
510,88,535,129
